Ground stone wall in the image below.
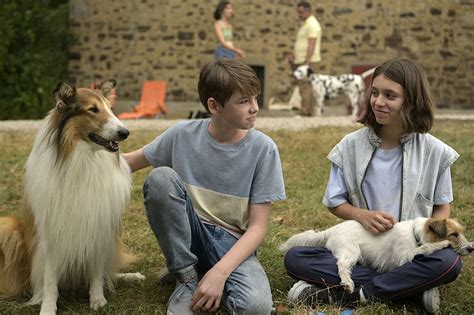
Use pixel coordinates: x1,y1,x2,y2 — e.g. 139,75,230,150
69,0,474,108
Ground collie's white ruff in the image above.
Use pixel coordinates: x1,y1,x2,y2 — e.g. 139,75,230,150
0,81,144,315
280,217,472,293
26,138,132,309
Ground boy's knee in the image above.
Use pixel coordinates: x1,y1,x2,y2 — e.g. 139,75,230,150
143,167,179,198
145,166,177,186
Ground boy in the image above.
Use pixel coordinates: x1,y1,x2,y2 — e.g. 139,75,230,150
124,58,286,314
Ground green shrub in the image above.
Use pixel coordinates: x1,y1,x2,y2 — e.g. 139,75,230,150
0,0,71,120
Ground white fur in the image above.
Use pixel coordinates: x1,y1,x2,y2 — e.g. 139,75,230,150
279,218,461,293
24,115,141,314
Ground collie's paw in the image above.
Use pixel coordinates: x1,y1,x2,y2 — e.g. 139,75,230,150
116,272,146,282
90,295,107,310
39,302,57,315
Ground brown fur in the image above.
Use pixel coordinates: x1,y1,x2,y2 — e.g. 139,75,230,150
47,81,116,164
425,218,469,253
0,215,31,296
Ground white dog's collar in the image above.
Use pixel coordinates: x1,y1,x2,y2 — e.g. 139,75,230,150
413,226,422,246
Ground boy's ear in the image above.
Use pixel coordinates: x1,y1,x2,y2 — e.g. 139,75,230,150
207,98,220,114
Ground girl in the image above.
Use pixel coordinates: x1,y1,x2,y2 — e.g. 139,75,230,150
213,1,246,60
284,58,462,314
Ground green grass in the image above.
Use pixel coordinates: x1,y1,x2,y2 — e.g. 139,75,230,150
0,120,473,314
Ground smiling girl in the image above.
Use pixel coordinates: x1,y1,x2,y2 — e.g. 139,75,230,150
283,58,462,314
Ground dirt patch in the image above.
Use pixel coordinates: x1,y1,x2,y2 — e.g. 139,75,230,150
0,111,473,132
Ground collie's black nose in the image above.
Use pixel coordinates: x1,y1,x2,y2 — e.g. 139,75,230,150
117,127,130,140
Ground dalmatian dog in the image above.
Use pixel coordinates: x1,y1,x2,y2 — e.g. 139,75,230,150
294,64,375,118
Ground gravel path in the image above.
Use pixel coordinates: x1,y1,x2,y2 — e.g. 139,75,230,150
0,114,473,132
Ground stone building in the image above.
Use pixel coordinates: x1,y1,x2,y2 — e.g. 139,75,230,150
69,0,473,109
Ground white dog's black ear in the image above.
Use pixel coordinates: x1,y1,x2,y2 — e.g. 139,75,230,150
53,82,76,111
307,67,314,77
97,79,117,98
429,219,448,238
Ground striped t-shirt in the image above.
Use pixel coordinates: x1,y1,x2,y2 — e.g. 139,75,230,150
143,119,286,235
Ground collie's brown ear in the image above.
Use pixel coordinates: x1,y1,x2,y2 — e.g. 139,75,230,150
97,79,117,99
428,219,448,238
53,82,76,110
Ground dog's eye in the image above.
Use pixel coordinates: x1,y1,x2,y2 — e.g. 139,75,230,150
89,106,99,113
449,232,459,238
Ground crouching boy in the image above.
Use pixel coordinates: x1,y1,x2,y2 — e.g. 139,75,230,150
124,58,286,314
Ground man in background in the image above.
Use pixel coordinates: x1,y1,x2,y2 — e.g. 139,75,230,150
287,1,322,116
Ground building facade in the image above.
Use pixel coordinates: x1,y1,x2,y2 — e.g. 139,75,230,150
69,0,474,108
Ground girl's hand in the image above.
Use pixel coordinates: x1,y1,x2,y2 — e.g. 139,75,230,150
357,210,396,235
236,48,246,59
191,266,228,312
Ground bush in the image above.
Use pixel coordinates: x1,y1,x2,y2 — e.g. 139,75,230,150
0,0,71,120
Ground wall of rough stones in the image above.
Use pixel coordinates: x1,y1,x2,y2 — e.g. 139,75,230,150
68,0,474,108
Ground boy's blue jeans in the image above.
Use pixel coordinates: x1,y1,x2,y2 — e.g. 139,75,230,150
143,166,273,314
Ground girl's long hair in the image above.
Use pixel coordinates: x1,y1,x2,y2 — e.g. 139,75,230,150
364,58,434,134
214,1,231,20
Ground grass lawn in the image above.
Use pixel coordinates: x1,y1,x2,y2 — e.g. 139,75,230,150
0,120,472,314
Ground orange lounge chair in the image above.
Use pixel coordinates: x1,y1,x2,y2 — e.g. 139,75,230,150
118,80,168,119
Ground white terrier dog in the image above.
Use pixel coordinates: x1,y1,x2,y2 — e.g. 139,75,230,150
280,217,473,293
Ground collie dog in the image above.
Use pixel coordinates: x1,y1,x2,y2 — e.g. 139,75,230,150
0,80,144,314
280,217,473,293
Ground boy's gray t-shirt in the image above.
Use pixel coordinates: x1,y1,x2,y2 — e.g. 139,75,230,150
143,119,286,234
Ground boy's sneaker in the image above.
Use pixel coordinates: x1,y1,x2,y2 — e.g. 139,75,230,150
421,287,440,314
167,279,197,315
287,280,360,307
158,266,176,284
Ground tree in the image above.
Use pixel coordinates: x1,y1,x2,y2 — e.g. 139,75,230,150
0,0,71,120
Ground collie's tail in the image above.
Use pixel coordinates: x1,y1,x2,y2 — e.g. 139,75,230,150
0,216,30,297
279,229,328,253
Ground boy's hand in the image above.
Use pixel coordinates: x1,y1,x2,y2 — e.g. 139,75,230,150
191,266,228,312
357,210,396,235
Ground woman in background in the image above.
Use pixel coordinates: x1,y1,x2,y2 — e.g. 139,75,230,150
213,1,246,60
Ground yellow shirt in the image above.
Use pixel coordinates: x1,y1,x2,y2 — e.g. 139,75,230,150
294,15,322,64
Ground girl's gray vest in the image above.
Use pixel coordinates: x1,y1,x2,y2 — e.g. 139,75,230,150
327,127,459,221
